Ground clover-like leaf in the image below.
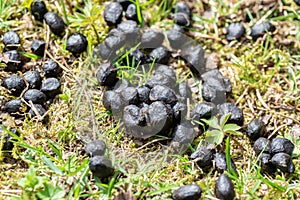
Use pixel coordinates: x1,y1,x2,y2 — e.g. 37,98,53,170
220,113,231,128
37,183,66,200
205,130,224,145
223,123,241,132
201,116,221,130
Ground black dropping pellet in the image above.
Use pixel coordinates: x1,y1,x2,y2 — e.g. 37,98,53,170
190,146,214,171
125,4,138,22
149,85,177,106
167,26,185,50
96,63,118,87
154,65,176,80
123,105,146,131
253,137,271,155
145,72,176,89
177,82,192,101
258,153,276,174
89,155,114,178
141,29,165,49
85,140,106,157
181,44,205,75
270,137,294,156
30,0,48,21
147,101,173,136
172,102,187,123
215,174,235,200
111,78,131,93
0,126,19,151
41,78,61,98
102,90,124,115
120,87,139,105
174,2,191,17
3,31,20,50
42,60,62,77
217,103,244,126
3,50,22,72
28,104,49,122
24,70,42,89
174,13,190,27
250,21,275,40
4,99,26,117
172,184,202,200
137,86,150,104
44,12,66,36
191,102,216,121
31,39,46,56
170,123,195,153
271,153,294,173
66,33,88,55
246,119,266,141
2,75,26,96
226,22,245,41
104,28,126,51
149,47,171,64
200,69,232,103
127,49,147,65
104,2,123,26
23,89,47,104
214,153,236,173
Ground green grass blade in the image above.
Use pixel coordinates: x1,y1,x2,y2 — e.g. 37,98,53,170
42,156,64,176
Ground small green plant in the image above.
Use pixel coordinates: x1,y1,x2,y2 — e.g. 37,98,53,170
37,183,66,200
0,0,27,30
68,0,107,44
114,44,158,86
12,165,67,200
59,89,71,104
201,114,242,145
144,0,176,26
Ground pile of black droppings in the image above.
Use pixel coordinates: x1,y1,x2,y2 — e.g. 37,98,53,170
96,2,246,198
85,140,114,179
29,0,87,54
226,20,275,41
1,27,65,124
104,0,140,26
247,119,296,174
1,61,62,123
1,0,88,131
97,63,193,141
189,145,237,174
1,31,63,124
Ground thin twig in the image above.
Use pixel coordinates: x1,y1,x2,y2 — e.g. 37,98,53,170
236,87,249,105
127,138,171,157
268,124,288,139
186,32,222,41
256,89,271,110
274,112,300,126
